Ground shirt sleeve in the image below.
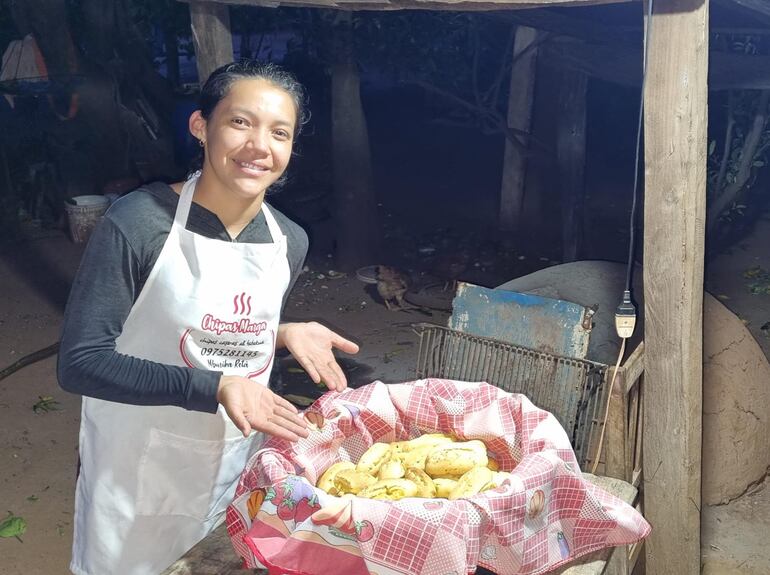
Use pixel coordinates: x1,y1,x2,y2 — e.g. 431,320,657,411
283,224,309,309
265,202,308,310
56,216,222,413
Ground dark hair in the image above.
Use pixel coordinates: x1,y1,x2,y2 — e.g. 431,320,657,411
190,60,309,190
199,60,309,133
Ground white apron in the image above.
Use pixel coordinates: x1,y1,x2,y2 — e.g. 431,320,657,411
71,175,290,575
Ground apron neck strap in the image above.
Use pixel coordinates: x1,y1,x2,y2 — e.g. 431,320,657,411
260,203,283,241
175,174,284,241
174,174,198,228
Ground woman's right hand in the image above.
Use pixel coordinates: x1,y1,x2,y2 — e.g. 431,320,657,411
216,375,309,441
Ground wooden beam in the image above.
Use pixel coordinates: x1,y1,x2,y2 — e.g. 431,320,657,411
497,8,770,43
604,367,629,483
544,41,770,91
718,0,770,20
642,0,708,573
709,52,770,90
555,56,587,262
499,26,539,232
189,1,233,85
180,0,636,12
497,8,640,45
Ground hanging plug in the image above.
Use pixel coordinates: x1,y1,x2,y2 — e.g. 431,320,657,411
615,290,637,339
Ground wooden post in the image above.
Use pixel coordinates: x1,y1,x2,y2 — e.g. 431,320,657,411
331,12,379,270
604,369,629,482
642,0,708,573
555,60,587,262
189,1,233,85
499,26,539,232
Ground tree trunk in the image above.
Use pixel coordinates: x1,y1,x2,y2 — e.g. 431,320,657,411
80,0,117,62
331,13,379,271
707,90,770,233
189,1,233,86
555,63,587,262
10,0,177,193
0,143,19,238
499,26,540,233
10,0,127,192
13,0,78,80
114,0,175,117
164,24,181,88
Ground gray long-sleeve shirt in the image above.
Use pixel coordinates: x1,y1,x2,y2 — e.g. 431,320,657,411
57,182,308,414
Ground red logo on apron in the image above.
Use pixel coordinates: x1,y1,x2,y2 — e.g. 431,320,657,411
179,293,275,378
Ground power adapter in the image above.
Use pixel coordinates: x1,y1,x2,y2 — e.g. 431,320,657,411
592,290,636,473
615,290,637,339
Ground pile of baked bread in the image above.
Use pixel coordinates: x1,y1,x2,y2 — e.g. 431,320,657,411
316,434,512,501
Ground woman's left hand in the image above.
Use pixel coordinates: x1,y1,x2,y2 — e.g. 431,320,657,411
277,322,359,392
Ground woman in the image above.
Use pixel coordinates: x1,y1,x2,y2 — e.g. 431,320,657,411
58,61,359,575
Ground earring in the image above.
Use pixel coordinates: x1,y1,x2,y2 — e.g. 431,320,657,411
198,139,205,147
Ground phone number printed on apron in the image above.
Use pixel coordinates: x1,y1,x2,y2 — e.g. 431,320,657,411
179,325,275,376
199,347,261,358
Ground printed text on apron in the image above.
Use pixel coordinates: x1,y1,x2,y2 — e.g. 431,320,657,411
70,175,290,575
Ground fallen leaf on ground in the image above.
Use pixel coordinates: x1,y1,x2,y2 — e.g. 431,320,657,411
32,395,60,414
0,513,27,541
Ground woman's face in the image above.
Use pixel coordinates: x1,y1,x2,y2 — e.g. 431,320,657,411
190,78,297,202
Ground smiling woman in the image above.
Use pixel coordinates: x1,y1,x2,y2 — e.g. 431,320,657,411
56,60,359,575
189,77,298,237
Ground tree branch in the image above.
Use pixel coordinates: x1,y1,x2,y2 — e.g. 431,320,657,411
708,90,770,231
509,30,553,69
715,90,736,196
471,20,484,110
411,78,533,154
486,24,517,110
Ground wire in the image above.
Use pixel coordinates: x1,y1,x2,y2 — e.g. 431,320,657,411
590,338,625,475
591,0,654,475
624,0,655,293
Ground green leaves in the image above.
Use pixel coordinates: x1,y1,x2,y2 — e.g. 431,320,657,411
743,266,770,295
0,513,27,542
32,396,60,414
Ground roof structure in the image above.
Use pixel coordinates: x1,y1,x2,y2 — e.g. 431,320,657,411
185,0,633,10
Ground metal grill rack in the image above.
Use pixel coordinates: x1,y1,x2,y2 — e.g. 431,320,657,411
414,323,609,467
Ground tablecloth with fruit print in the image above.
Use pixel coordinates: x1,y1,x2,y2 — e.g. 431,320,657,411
225,379,650,575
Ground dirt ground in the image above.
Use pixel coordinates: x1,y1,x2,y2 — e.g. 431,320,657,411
0,221,454,575
1,209,769,574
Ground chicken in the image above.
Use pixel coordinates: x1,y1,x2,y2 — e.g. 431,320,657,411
376,265,410,310
430,250,471,292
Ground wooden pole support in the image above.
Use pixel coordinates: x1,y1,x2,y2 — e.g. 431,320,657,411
499,25,539,232
642,0,708,573
189,1,233,86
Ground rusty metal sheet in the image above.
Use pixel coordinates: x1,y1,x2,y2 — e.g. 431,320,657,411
448,282,593,359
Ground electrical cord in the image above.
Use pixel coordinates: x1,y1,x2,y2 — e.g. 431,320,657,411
624,0,654,296
590,0,654,476
590,338,625,474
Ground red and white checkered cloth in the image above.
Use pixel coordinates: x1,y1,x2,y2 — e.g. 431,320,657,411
226,379,650,575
